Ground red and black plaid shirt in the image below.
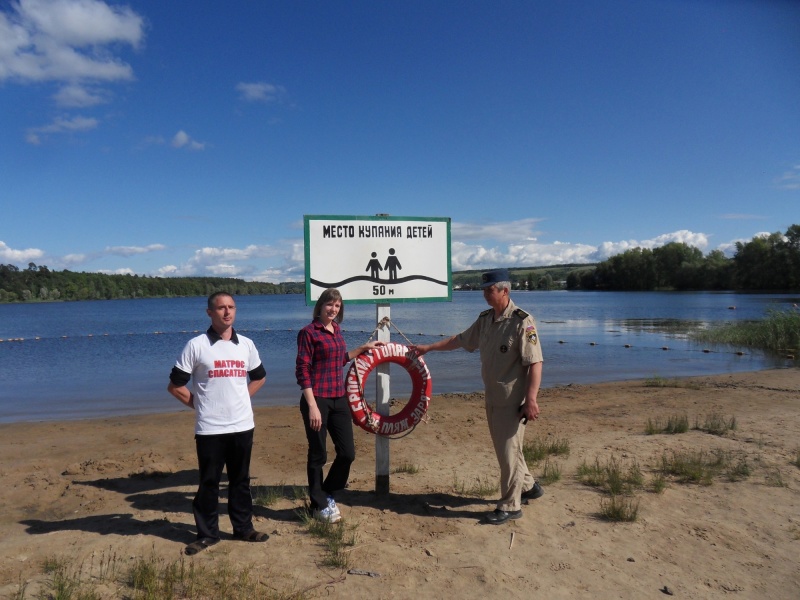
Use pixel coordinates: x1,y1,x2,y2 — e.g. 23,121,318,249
295,319,349,398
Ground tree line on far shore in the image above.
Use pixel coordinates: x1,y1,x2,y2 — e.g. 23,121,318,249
566,224,799,292
456,224,800,293
1,224,797,303
0,266,304,303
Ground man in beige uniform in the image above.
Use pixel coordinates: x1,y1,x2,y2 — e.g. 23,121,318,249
413,268,544,524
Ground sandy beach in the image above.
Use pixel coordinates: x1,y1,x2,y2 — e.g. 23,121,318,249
1,368,798,599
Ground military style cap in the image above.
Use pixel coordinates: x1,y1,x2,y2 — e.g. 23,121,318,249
480,268,510,288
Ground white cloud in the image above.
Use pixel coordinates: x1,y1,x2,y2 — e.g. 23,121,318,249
20,244,167,271
171,130,206,150
715,241,742,257
452,218,543,242
156,264,178,276
105,244,166,256
592,230,710,261
155,242,302,282
775,163,800,190
2,0,143,140
97,267,134,275
25,114,99,144
53,82,108,107
205,263,250,277
715,231,776,258
0,240,45,263
236,81,287,103
0,0,143,84
61,253,88,265
448,222,715,271
36,115,98,132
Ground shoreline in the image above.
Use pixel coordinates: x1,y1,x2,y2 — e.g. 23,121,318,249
2,368,798,599
3,360,794,426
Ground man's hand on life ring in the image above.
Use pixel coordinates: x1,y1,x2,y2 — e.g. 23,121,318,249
408,344,427,356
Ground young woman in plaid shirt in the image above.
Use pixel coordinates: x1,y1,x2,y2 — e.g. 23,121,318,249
295,288,383,522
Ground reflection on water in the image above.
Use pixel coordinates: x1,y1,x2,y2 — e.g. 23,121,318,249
0,291,796,423
614,318,708,337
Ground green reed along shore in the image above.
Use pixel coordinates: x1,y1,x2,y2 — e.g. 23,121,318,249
692,308,800,354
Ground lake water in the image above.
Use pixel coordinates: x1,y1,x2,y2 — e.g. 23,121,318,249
1,291,797,423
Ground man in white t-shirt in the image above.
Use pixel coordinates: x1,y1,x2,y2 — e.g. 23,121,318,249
168,292,268,555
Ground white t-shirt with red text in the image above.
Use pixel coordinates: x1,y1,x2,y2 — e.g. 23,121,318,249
174,332,262,434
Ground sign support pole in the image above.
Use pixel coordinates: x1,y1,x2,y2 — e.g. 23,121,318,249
375,302,390,495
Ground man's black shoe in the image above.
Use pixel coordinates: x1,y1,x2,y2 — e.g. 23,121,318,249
485,509,523,525
521,482,544,504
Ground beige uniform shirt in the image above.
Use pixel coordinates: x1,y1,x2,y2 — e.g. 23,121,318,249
457,298,543,407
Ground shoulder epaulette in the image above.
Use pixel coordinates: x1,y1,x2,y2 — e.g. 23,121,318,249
479,308,492,317
513,308,530,319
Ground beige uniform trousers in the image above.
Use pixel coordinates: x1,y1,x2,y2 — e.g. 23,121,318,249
486,401,535,512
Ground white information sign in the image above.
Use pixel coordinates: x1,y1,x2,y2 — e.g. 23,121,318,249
304,215,451,304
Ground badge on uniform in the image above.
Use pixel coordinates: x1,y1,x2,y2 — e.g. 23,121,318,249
526,325,538,345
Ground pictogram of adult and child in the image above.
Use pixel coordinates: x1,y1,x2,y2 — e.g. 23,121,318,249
366,248,402,282
309,246,446,289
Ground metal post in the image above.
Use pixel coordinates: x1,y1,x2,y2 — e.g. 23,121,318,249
375,303,391,495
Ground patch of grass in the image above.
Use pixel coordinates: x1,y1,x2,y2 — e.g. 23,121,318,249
91,547,120,583
765,468,787,488
253,482,309,506
538,458,562,485
291,485,308,502
392,462,420,474
599,495,639,522
253,482,287,507
40,555,89,600
452,471,499,497
790,524,800,541
25,551,305,600
576,458,606,487
650,472,667,494
691,308,800,353
523,435,570,466
129,551,290,600
725,454,751,482
643,375,668,388
12,575,27,600
576,456,644,495
296,507,357,570
659,450,713,485
296,507,329,536
128,550,168,599
643,376,700,390
791,449,800,469
695,412,737,436
320,523,358,569
645,413,690,435
659,448,750,485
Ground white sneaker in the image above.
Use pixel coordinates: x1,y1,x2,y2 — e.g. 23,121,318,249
315,505,341,523
326,496,341,517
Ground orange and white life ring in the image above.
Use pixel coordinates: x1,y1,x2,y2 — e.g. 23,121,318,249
346,342,432,436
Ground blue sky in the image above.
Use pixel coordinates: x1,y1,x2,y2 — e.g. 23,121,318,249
1,0,798,283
